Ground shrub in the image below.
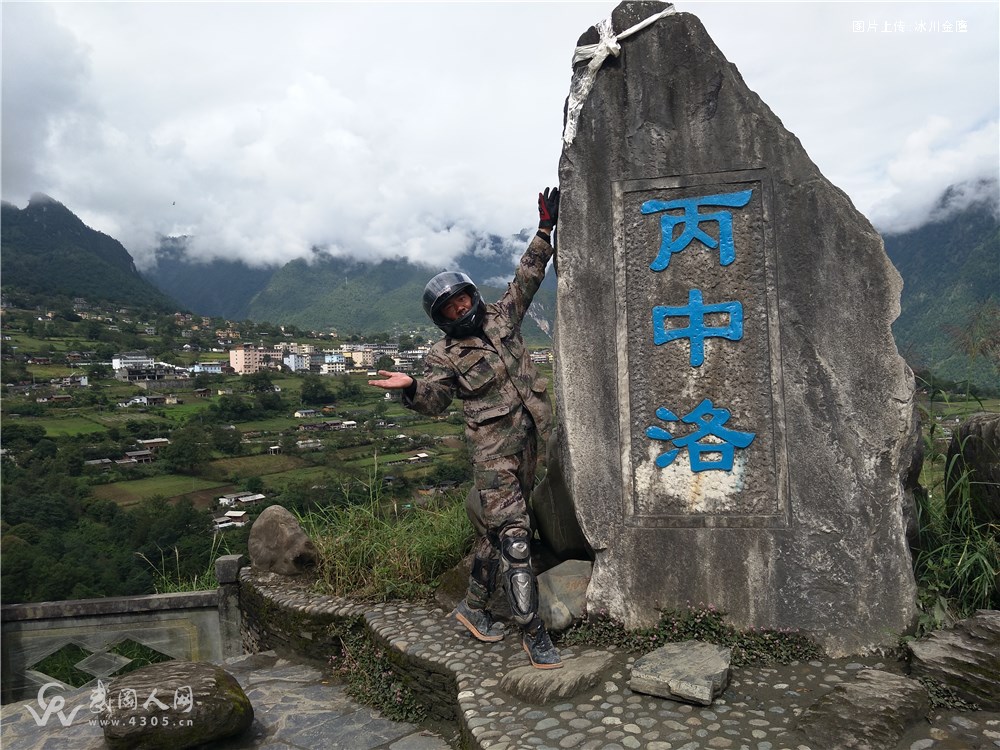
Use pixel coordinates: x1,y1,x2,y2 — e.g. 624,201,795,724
913,453,999,631
560,605,824,667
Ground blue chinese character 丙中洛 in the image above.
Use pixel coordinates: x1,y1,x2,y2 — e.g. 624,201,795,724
641,189,753,270
652,289,743,367
646,399,756,472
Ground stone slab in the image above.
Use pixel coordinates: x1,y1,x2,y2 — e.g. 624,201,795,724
500,650,614,704
629,641,730,705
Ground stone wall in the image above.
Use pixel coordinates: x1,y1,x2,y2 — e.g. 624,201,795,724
238,569,458,722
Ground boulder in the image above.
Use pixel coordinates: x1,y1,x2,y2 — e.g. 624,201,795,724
792,669,928,750
101,661,253,750
628,641,730,705
552,0,918,654
536,559,592,632
500,650,614,704
247,505,318,575
908,609,1000,710
945,412,1000,526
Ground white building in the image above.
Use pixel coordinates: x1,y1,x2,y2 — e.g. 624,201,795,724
283,353,310,372
112,352,155,370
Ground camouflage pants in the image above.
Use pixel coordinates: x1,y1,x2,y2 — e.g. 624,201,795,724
470,436,538,561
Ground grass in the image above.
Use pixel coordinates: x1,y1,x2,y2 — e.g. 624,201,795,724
327,622,426,723
8,414,109,436
208,453,310,477
912,455,999,631
137,537,224,593
30,643,94,688
297,468,473,601
92,475,228,506
560,605,824,667
910,391,1000,632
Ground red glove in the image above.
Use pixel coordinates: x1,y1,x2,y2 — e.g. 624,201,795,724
538,187,559,229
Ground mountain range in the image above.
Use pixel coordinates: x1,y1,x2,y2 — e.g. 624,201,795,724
146,231,556,342
1,188,996,391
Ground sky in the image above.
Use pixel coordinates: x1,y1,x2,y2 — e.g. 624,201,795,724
2,1,998,271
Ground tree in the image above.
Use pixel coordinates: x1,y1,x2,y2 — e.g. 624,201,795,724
243,476,264,494
300,375,333,405
241,370,275,394
375,355,396,371
160,427,212,474
210,425,243,456
338,376,363,402
87,363,112,379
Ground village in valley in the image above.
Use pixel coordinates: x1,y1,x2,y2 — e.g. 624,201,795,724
0,291,557,603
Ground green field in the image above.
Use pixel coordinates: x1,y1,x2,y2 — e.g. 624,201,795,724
208,454,310,476
259,465,339,489
91,475,228,507
5,414,110,436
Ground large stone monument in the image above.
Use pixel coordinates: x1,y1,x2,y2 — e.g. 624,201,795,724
551,1,919,654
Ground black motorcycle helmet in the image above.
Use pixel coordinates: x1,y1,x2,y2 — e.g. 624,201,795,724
422,271,487,338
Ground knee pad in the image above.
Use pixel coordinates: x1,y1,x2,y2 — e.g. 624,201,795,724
500,533,538,626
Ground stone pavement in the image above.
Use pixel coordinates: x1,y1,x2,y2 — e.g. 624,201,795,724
0,650,456,750
2,599,998,750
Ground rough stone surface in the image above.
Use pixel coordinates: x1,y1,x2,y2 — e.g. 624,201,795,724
908,609,1000,710
531,430,593,561
101,661,253,750
500,650,614,704
792,669,929,750
247,505,318,575
552,0,918,654
536,559,592,632
629,641,731,705
945,412,1000,525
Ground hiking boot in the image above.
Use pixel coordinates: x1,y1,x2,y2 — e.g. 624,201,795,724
521,622,562,669
454,600,505,642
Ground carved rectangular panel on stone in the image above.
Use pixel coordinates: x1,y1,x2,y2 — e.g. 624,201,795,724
613,169,789,528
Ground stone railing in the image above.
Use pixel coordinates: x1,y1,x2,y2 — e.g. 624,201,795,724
0,555,246,705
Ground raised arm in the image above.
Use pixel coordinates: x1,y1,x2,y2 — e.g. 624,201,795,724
501,187,559,324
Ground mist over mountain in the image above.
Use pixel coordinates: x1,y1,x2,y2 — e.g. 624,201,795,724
4,188,994,390
883,179,999,393
145,229,556,342
0,194,175,311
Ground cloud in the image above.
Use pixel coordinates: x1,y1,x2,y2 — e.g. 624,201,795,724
869,117,1000,234
2,2,600,270
2,2,997,269
0,3,92,198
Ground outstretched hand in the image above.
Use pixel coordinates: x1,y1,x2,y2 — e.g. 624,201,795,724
367,370,415,391
538,186,559,229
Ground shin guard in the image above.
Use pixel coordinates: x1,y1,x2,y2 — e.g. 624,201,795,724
500,533,538,627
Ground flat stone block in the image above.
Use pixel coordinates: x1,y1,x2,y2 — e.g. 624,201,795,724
629,641,731,705
501,651,614,704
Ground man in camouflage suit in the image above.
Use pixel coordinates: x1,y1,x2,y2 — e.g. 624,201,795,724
369,187,561,669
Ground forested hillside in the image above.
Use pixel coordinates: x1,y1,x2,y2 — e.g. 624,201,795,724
883,189,999,393
1,195,176,312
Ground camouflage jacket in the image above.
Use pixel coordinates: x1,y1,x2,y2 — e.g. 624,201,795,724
403,233,553,462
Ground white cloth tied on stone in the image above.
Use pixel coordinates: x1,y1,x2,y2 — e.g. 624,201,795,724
562,5,677,146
